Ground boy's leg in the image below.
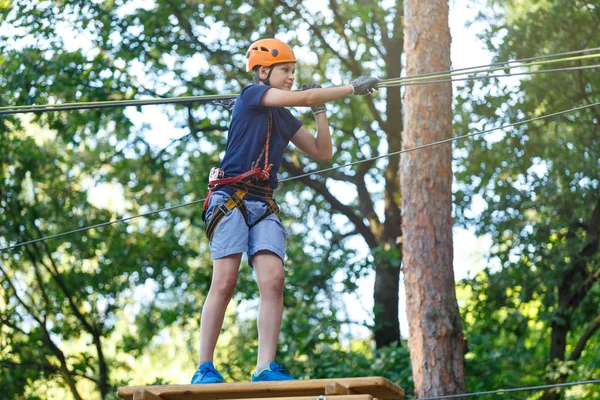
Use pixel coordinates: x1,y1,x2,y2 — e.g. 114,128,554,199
199,253,243,363
251,250,285,366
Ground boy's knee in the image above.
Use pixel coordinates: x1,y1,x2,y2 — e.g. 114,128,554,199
258,270,285,295
252,251,285,295
212,274,238,299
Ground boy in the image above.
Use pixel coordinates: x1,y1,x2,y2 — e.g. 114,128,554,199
191,38,379,384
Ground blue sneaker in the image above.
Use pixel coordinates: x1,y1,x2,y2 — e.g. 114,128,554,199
191,362,224,384
251,362,295,382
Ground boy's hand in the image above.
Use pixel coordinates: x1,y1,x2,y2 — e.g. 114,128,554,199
349,76,380,96
301,83,326,115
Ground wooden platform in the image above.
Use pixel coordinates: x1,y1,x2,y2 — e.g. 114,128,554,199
117,376,405,400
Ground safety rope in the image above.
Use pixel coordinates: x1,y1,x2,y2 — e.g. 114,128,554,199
1,101,598,252
0,48,598,116
252,111,273,180
409,379,600,400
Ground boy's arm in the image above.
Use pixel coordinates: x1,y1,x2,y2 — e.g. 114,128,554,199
291,115,332,162
261,85,352,108
289,83,332,161
260,76,380,108
276,76,379,161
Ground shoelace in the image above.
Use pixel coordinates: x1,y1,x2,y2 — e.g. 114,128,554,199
201,367,223,379
271,363,292,376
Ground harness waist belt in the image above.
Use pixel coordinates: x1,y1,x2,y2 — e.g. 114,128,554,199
204,180,278,242
228,181,273,198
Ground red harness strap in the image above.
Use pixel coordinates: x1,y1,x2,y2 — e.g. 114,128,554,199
203,111,274,213
208,167,263,190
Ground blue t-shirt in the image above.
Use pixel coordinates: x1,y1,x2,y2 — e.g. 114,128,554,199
220,84,303,189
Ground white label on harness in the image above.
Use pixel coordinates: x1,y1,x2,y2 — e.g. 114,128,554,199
209,167,225,183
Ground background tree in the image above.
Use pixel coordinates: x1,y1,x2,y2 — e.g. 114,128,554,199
401,0,466,397
454,0,600,398
1,0,410,398
0,54,205,400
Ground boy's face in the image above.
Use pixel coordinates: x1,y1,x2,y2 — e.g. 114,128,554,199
259,63,296,90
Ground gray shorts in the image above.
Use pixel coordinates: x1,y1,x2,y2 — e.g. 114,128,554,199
205,191,287,263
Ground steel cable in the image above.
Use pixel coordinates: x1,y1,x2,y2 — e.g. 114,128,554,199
2,101,598,252
1,48,598,116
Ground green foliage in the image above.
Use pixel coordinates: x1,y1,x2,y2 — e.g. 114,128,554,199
308,342,412,390
455,0,600,397
1,0,407,398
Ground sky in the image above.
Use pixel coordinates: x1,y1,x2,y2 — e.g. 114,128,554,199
449,1,493,281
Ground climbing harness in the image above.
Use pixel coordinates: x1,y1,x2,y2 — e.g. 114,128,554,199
204,180,279,241
202,111,279,241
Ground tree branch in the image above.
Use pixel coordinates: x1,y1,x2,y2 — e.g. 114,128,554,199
329,0,362,76
29,203,99,337
566,198,600,308
281,158,378,247
0,263,42,325
569,313,600,362
280,0,357,74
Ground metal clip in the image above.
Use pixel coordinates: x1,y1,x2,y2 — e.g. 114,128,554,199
209,167,225,183
216,203,233,217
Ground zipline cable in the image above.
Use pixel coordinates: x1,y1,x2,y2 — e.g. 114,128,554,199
380,46,600,83
0,199,208,252
0,93,237,116
279,101,600,183
1,48,598,116
410,379,600,400
377,63,600,88
1,101,598,253
378,51,600,86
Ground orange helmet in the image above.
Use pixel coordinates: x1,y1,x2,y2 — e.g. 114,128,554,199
246,38,296,72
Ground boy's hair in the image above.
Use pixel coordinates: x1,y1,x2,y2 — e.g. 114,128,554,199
252,66,262,84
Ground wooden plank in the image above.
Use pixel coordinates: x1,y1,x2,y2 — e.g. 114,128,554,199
118,377,404,400
133,389,163,400
224,396,371,400
324,382,351,395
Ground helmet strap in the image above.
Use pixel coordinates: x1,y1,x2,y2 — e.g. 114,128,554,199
254,65,275,86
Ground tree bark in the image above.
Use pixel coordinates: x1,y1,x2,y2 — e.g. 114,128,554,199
401,0,467,396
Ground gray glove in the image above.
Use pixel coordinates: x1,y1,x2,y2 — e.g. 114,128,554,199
349,76,380,96
301,83,326,115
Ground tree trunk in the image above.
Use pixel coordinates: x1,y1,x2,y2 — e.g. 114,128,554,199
374,16,405,348
93,334,110,399
374,260,401,346
401,0,467,397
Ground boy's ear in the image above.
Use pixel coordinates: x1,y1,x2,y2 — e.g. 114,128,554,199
259,66,269,78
